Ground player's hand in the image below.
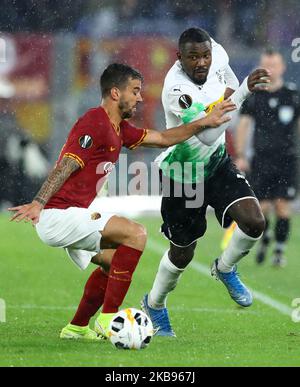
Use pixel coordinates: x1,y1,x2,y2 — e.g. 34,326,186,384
248,69,271,92
8,200,43,225
235,156,250,173
205,99,237,128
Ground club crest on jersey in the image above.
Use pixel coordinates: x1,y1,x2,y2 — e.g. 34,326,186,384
79,135,93,149
178,94,193,109
216,70,224,84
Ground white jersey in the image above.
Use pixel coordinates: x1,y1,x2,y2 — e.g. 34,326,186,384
156,39,236,183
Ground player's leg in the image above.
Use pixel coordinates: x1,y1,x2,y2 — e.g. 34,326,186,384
210,159,265,306
60,213,147,339
256,200,273,264
248,156,274,264
272,198,291,267
148,242,197,309
142,177,206,336
94,216,147,336
212,197,265,307
60,249,115,341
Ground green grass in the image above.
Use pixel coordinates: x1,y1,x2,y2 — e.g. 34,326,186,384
1,212,300,367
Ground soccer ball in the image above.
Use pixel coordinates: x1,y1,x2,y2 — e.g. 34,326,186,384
108,308,154,350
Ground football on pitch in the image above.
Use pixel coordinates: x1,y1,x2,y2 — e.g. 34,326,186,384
108,308,154,350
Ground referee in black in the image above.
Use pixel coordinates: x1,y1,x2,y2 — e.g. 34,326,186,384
235,49,300,267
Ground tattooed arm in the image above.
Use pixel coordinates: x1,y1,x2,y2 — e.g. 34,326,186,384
8,157,80,225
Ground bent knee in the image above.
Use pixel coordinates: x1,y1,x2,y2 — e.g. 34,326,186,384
125,221,147,249
133,222,147,242
169,241,197,268
241,215,266,238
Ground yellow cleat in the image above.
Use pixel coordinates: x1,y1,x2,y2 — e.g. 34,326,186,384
60,323,102,341
94,313,115,339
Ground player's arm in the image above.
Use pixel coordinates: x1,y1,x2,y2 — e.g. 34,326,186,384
8,156,80,224
224,64,239,99
197,69,270,146
141,99,236,148
234,114,253,172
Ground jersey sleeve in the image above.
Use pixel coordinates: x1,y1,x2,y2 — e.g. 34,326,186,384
120,120,148,149
60,117,104,168
224,64,239,90
166,83,207,123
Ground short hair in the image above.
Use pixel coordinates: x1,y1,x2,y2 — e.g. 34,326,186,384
100,63,143,97
179,28,211,49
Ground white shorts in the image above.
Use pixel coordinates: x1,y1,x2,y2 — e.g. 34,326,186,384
36,207,114,270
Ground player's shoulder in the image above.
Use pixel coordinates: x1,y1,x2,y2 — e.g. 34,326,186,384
163,61,196,95
78,106,108,126
210,38,229,69
282,82,300,104
72,106,108,136
283,82,300,99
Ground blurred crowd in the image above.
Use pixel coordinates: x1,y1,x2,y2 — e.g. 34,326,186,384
0,0,299,208
1,0,300,47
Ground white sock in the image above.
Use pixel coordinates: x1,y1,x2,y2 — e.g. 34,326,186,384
218,226,262,273
148,250,184,309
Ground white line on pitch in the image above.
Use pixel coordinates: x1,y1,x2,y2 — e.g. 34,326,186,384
147,238,293,317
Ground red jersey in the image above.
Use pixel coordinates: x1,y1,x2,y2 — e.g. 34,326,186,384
45,106,147,210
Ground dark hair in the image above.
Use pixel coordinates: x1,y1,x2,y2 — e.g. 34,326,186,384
100,63,143,97
179,28,211,49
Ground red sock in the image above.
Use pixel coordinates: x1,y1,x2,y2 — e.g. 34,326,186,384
102,245,143,313
71,267,108,326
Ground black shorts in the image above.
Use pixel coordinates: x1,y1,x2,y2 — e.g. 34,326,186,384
160,157,257,247
250,156,298,201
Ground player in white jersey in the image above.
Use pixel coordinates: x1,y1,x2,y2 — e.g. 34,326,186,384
141,28,270,336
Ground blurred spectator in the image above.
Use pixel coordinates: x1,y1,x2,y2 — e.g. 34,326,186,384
0,34,49,209
0,0,85,32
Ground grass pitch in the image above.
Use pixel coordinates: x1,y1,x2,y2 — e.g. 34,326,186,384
0,213,300,367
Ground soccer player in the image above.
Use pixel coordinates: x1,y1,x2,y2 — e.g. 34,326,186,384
141,28,270,336
235,49,300,267
9,63,235,340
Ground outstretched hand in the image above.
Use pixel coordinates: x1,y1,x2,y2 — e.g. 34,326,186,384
205,99,237,128
8,200,43,225
248,68,271,92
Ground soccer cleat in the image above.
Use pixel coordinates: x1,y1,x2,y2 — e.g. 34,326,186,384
94,313,115,339
60,323,101,341
141,294,176,337
211,259,253,307
271,253,287,268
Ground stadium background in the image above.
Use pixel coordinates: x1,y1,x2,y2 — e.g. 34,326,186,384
0,0,300,204
0,0,300,365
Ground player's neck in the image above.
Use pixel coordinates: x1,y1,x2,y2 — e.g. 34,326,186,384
101,101,122,127
268,78,283,92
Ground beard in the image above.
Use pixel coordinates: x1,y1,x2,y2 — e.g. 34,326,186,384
192,72,208,85
119,99,134,119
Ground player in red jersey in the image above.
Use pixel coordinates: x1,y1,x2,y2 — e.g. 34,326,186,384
9,63,235,340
